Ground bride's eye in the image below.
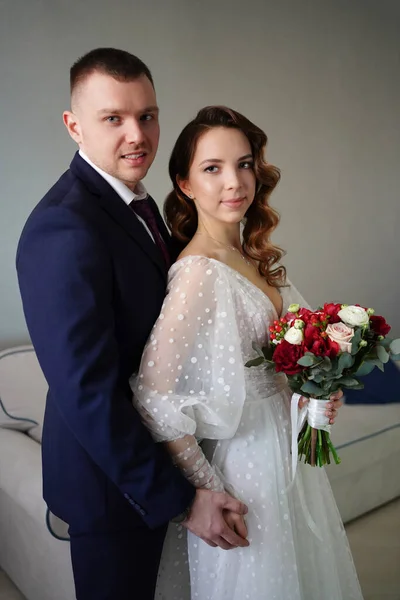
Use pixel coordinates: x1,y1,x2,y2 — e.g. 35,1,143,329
204,165,219,173
239,161,254,169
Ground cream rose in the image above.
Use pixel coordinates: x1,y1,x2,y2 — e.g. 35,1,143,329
284,326,304,345
326,322,354,353
338,305,369,328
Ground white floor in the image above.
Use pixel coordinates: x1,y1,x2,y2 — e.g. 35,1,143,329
1,499,400,600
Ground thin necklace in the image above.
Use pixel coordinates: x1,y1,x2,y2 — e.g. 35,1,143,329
194,231,255,269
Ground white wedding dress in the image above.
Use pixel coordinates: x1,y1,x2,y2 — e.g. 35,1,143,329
132,256,363,600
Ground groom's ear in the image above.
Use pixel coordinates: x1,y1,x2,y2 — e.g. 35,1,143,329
176,176,192,200
63,111,82,145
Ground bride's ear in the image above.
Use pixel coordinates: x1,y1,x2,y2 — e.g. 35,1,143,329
176,176,193,200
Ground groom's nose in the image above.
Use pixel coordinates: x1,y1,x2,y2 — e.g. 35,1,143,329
125,119,146,145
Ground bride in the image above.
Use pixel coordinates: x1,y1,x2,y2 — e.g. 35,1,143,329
131,105,363,599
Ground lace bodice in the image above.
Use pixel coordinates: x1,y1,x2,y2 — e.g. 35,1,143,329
131,256,309,442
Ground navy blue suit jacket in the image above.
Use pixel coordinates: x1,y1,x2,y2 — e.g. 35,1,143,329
16,152,195,532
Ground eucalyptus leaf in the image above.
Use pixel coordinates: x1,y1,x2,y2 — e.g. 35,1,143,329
338,352,354,370
262,345,274,361
300,380,323,396
297,355,315,367
351,329,362,355
377,344,390,364
319,356,332,372
354,361,377,377
305,351,320,362
379,337,392,350
339,376,362,388
312,373,325,384
245,356,265,368
390,339,400,354
349,382,365,390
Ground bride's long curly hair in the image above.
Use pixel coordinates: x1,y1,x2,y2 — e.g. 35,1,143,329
164,106,286,287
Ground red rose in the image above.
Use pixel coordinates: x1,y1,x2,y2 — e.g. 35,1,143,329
370,315,391,337
273,340,305,375
308,337,327,356
304,323,320,345
323,303,342,324
298,308,313,322
304,327,340,358
285,307,312,324
326,337,340,358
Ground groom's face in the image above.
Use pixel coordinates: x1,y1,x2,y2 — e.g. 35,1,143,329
64,72,160,191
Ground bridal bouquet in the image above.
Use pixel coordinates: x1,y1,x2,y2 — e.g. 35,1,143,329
246,302,400,468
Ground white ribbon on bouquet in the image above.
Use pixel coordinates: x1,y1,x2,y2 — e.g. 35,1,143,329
288,393,332,542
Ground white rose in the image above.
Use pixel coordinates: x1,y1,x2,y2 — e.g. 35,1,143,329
284,326,304,345
338,305,369,327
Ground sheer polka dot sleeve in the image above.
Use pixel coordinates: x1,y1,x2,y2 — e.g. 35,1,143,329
130,257,246,443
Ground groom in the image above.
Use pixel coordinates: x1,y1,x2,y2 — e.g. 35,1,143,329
16,48,249,600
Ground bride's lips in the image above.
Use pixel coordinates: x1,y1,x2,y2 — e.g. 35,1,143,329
221,197,246,209
121,151,148,166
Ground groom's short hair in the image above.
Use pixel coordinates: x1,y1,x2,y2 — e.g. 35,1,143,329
70,47,154,96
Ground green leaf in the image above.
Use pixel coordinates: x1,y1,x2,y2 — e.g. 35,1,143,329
379,337,392,350
261,345,274,361
297,355,315,367
346,382,365,390
351,329,362,355
245,356,265,368
366,357,384,371
377,344,390,364
354,361,377,377
312,373,325,384
390,339,400,355
319,356,332,372
300,380,323,397
339,376,362,388
302,352,320,364
338,352,354,371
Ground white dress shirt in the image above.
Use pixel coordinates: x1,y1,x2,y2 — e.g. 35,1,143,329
78,150,155,242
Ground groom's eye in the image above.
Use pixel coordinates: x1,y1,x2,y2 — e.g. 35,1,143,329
105,116,120,124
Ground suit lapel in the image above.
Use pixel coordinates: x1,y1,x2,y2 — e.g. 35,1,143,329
70,153,167,280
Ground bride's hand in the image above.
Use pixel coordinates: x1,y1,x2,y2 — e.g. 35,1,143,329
298,389,344,425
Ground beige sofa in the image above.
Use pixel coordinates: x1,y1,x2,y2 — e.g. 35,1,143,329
0,346,75,600
0,345,399,599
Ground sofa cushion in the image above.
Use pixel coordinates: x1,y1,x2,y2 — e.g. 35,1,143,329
0,345,47,442
326,402,400,522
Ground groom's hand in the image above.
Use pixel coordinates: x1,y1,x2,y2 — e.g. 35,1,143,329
183,489,249,550
223,509,248,541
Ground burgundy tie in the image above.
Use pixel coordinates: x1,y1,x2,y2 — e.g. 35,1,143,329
131,198,170,268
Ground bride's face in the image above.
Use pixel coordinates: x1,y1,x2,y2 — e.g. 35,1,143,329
179,127,256,225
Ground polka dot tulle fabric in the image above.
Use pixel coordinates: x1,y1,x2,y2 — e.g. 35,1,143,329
132,257,363,600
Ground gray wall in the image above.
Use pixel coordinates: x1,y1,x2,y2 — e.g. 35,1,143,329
1,0,399,349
